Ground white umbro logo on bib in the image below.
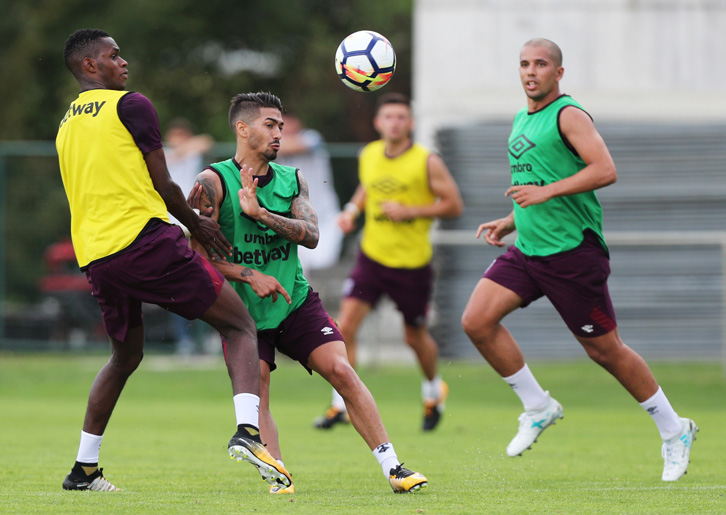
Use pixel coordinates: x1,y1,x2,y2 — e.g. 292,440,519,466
321,326,334,336
581,325,594,333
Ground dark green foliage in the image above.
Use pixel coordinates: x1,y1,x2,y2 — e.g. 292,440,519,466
0,0,413,142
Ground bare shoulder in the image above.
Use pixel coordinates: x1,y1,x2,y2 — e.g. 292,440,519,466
559,105,596,133
295,169,311,199
195,168,224,210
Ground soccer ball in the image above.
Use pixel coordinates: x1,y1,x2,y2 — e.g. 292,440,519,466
334,30,396,92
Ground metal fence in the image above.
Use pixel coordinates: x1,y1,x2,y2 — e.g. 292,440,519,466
429,121,726,368
0,141,361,352
2,122,726,370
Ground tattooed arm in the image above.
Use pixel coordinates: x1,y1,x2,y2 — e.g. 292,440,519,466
239,165,320,249
187,170,291,303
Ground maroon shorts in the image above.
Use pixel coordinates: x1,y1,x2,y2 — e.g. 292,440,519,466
85,222,224,342
257,288,342,374
343,250,432,327
483,232,617,338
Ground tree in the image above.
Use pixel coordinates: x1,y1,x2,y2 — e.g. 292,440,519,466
0,0,413,143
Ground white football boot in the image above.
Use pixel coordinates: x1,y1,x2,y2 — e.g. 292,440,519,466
506,392,563,457
661,417,698,481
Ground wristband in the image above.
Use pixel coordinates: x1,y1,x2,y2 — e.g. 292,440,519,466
343,202,360,218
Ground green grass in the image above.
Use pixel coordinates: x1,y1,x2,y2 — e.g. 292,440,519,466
0,353,724,514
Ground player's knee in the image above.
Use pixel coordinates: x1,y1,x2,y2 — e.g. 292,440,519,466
583,344,614,368
327,359,358,392
461,310,492,341
403,330,423,349
220,311,257,346
110,350,143,375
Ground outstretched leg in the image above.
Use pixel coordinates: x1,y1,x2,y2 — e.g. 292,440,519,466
308,340,428,492
575,329,696,480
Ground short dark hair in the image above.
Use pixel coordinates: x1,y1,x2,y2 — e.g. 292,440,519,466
228,92,284,131
63,28,111,77
375,92,410,115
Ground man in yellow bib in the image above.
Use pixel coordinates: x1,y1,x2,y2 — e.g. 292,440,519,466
315,93,463,431
56,29,289,492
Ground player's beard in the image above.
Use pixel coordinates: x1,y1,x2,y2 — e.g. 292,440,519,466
264,148,278,161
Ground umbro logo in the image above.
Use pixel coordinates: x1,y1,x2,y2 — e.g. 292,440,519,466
321,326,334,336
646,406,659,415
581,325,594,333
508,134,536,159
372,177,406,196
376,443,390,453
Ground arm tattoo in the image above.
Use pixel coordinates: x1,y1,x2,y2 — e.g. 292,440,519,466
262,173,319,248
197,175,219,218
238,268,253,279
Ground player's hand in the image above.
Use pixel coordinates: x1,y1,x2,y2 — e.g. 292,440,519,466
244,269,292,304
380,201,411,222
187,182,213,217
476,216,515,247
337,211,357,234
186,182,230,257
238,165,263,219
505,184,552,208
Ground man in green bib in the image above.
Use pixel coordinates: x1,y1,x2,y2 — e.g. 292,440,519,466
461,39,696,481
187,92,427,494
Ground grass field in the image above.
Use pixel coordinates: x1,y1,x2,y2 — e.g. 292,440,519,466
0,353,724,514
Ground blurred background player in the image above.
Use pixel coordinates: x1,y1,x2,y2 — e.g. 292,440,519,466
187,91,428,493
275,112,342,273
163,118,214,355
315,93,463,432
460,38,697,481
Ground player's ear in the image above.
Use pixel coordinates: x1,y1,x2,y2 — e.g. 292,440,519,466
82,56,97,74
235,120,248,138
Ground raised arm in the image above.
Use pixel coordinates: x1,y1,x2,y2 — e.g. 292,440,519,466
188,169,290,303
237,165,320,249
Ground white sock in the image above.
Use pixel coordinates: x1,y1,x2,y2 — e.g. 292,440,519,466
502,364,549,411
421,375,442,402
373,442,399,478
76,431,103,464
233,393,260,428
331,388,346,412
639,387,682,440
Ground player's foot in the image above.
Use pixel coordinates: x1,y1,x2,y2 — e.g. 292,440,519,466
662,417,698,481
423,380,449,431
228,430,292,487
506,392,563,457
62,467,120,491
313,406,350,429
389,464,428,493
270,483,295,494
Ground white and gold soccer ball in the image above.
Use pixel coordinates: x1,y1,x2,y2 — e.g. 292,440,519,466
334,30,396,92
